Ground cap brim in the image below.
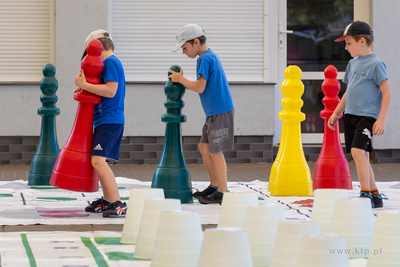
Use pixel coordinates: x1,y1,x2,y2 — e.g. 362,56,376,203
172,40,186,52
335,36,346,42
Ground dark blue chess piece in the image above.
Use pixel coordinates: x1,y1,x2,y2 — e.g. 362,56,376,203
152,65,192,203
28,64,60,185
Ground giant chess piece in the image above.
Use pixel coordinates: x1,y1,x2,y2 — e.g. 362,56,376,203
151,65,192,204
268,66,313,196
28,63,60,185
313,65,352,189
50,39,103,192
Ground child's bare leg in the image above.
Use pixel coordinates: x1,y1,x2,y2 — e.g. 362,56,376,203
91,156,120,202
199,143,218,187
366,151,378,189
351,148,371,189
209,151,227,192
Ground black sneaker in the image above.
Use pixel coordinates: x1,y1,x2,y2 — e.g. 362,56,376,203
103,201,127,218
373,194,383,208
360,192,375,208
193,185,218,199
85,197,110,213
198,190,224,205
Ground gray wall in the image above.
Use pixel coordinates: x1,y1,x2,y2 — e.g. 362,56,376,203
372,0,400,149
53,0,275,146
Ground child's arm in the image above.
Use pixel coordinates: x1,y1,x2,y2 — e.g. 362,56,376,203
75,69,118,98
168,69,207,93
327,92,346,130
373,79,391,136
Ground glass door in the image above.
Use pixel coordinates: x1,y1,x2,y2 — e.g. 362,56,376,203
287,0,354,143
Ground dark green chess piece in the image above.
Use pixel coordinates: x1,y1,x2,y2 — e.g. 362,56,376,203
151,65,192,203
28,64,60,185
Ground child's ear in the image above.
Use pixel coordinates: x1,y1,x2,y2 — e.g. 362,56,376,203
194,38,200,46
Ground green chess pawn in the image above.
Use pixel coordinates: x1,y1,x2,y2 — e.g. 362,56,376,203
28,64,60,185
152,65,192,203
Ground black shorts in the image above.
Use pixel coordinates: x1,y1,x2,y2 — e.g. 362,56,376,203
343,114,376,153
92,124,124,162
200,110,235,153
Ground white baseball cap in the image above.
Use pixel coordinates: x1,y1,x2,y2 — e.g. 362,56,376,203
84,29,112,48
172,24,205,52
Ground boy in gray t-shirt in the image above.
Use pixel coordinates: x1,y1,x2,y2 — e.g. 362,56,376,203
328,21,392,208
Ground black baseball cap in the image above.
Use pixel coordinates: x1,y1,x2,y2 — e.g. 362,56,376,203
335,20,373,42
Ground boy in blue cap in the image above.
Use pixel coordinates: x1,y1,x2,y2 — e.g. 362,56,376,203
169,24,235,204
328,21,392,208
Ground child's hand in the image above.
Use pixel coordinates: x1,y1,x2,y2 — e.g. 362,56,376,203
75,69,87,89
168,69,183,83
74,87,81,93
327,114,339,130
372,119,385,136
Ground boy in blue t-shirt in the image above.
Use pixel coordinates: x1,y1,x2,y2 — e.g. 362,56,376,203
75,30,127,217
328,21,392,208
169,24,235,204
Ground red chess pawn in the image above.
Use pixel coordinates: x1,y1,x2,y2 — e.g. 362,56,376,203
50,39,103,192
313,65,352,190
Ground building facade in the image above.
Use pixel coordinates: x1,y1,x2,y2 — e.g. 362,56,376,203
0,0,398,164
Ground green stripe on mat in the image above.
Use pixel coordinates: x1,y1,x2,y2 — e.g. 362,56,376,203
94,237,122,245
0,194,13,197
36,197,77,201
30,186,58,190
106,252,135,261
21,234,37,267
81,237,109,267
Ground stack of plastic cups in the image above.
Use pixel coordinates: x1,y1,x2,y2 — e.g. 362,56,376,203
243,204,286,267
151,211,203,267
218,192,259,228
367,211,400,266
198,228,253,267
133,198,181,260
330,198,375,258
269,220,320,267
296,235,350,267
120,188,165,244
311,189,349,234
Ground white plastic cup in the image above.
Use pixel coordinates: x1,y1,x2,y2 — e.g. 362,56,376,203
151,211,203,267
133,198,181,260
296,235,350,267
243,204,286,267
198,228,253,267
330,198,375,258
311,189,349,234
218,192,259,228
367,211,400,267
269,220,320,267
120,188,165,244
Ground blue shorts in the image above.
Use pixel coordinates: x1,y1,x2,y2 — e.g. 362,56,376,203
92,124,124,162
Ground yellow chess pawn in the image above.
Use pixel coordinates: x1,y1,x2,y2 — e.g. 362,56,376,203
268,66,312,196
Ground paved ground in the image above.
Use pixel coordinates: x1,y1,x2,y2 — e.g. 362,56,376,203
1,161,399,183
1,162,399,232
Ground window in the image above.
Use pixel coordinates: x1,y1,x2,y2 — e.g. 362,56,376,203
0,0,54,83
110,0,266,82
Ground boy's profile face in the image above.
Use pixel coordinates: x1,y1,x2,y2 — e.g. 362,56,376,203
181,39,200,59
345,35,365,58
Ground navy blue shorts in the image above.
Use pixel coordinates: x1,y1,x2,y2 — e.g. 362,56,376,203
92,124,124,162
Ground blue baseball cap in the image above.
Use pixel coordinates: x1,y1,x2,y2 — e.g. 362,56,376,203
335,21,373,42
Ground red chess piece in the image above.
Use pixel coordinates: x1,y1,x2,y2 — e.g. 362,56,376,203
50,39,103,192
313,65,352,190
